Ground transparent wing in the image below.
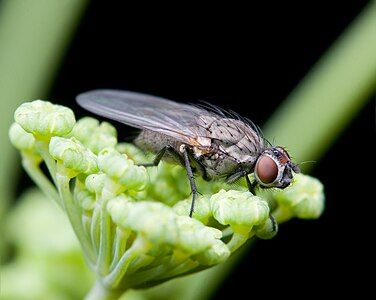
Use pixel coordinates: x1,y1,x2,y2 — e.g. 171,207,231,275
76,89,206,144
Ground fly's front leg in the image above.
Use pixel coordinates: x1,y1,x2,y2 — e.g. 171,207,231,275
244,173,257,194
269,213,278,235
226,170,257,194
180,144,198,218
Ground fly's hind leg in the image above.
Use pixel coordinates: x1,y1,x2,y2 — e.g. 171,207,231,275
180,145,198,218
138,145,183,167
138,144,198,218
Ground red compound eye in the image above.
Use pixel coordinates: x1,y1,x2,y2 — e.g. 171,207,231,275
255,155,278,184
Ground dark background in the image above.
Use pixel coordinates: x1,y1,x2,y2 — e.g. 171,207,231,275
21,1,374,298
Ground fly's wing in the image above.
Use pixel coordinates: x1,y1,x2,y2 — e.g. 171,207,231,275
76,89,206,145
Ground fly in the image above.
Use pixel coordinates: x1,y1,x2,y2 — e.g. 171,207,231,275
76,90,300,217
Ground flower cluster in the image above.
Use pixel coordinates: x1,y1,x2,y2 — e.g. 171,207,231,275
9,100,325,297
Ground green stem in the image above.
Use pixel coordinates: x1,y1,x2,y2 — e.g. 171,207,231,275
226,232,253,253
109,228,130,271
21,154,62,208
85,281,123,300
91,204,101,254
56,171,95,264
82,214,92,240
122,254,189,288
35,140,57,185
126,254,155,275
97,196,112,275
104,236,150,289
155,259,199,281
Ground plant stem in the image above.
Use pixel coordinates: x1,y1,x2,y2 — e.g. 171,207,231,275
82,215,93,241
104,236,150,289
110,228,130,271
226,232,253,253
121,253,191,288
35,140,57,185
91,204,101,254
21,155,62,208
97,197,112,275
56,172,95,264
85,281,123,300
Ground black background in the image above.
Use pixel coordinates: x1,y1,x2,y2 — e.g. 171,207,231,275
21,1,374,298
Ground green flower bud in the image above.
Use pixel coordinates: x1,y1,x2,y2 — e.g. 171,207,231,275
108,200,178,244
107,199,229,264
85,174,106,195
194,239,231,266
173,195,211,224
49,137,98,175
116,142,147,163
15,100,75,138
210,189,270,235
72,117,117,154
9,123,36,151
75,188,96,211
274,173,325,219
175,216,230,264
254,216,278,240
98,148,148,191
146,163,190,206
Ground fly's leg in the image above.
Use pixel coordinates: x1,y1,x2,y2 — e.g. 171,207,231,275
138,145,183,167
180,145,198,218
244,173,257,194
138,144,198,218
137,146,168,167
269,213,278,235
226,170,257,194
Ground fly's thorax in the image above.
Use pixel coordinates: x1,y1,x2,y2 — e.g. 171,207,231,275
197,116,263,147
196,149,240,179
191,116,265,179
254,146,299,189
197,116,264,157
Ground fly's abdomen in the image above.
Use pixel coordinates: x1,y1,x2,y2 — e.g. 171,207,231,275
134,130,182,163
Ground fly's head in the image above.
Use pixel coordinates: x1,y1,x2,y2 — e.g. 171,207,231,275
254,146,300,189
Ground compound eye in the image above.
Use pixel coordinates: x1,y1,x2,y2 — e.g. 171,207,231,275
255,155,278,184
